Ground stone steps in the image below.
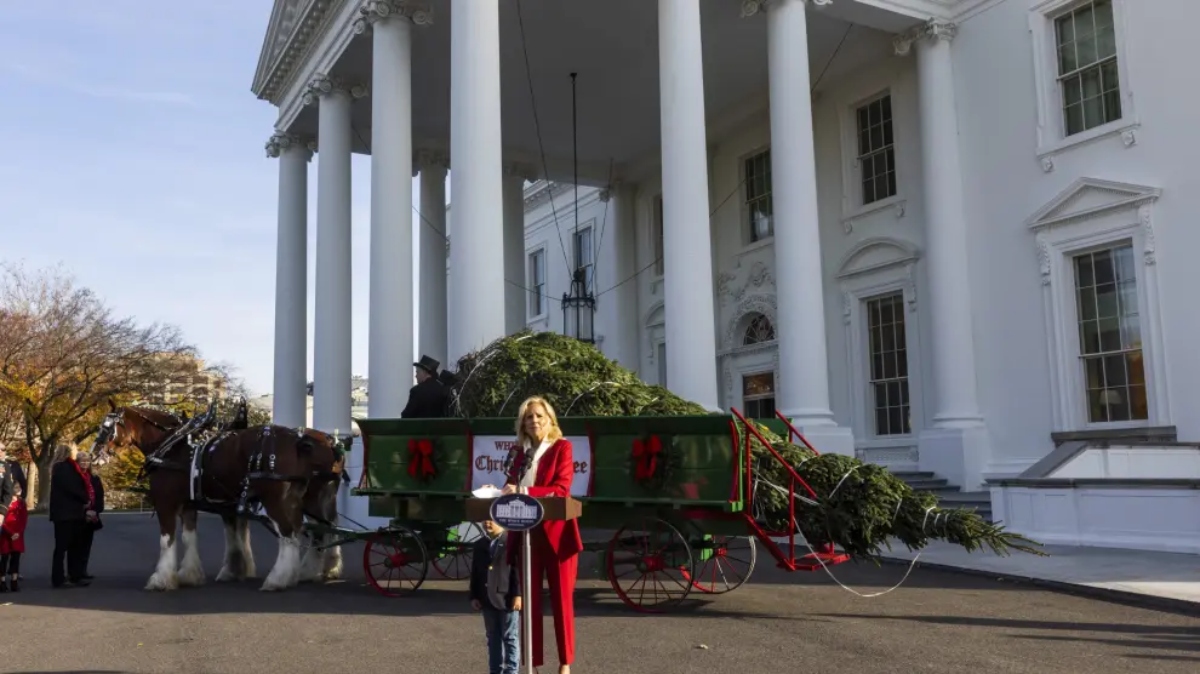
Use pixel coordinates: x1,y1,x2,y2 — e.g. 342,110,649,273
890,471,994,522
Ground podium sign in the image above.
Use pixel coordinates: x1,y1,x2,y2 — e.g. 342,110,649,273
489,493,544,532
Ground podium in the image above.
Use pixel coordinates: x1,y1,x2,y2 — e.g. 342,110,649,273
464,495,583,523
465,495,582,674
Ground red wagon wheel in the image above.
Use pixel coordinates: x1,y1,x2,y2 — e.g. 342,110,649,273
683,534,757,595
362,526,428,597
604,517,695,613
432,522,485,580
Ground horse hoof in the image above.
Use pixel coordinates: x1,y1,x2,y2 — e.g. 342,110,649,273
215,568,237,583
178,570,206,587
145,574,178,592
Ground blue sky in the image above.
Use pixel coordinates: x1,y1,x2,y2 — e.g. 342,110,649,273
0,1,427,396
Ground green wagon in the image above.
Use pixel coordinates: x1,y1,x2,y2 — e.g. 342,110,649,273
351,408,849,613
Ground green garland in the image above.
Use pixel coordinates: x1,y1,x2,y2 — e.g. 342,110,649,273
447,331,1046,560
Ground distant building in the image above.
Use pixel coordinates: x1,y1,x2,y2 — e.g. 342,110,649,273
250,375,369,435
141,353,227,406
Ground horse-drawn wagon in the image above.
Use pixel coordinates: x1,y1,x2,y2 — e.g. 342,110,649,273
351,408,848,613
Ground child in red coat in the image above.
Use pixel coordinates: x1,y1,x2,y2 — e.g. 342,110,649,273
0,491,26,592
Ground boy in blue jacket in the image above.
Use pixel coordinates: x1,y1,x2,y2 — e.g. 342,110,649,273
469,519,522,674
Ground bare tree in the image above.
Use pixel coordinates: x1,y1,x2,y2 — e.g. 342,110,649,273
0,263,196,506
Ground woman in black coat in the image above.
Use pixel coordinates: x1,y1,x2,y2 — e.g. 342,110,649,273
76,453,104,581
48,445,95,588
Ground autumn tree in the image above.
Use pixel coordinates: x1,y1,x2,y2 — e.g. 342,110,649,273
0,263,196,507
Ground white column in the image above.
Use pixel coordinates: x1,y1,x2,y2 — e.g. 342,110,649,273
897,21,989,489
658,0,720,411
448,0,505,364
600,183,641,371
305,75,365,435
266,133,312,429
417,152,448,366
356,3,424,417
502,166,531,336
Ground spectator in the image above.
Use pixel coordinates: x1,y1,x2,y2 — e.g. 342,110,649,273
0,441,26,501
48,444,94,588
470,519,522,674
76,452,104,581
0,481,27,592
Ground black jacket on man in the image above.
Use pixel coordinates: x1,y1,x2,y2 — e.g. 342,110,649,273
49,460,92,523
401,377,450,419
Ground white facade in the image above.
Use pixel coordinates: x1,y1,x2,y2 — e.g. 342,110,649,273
254,0,1200,553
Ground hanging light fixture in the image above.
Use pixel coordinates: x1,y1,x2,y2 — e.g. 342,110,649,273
561,71,596,344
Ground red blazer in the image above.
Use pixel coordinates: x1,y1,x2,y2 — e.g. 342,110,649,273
505,437,583,561
0,498,27,554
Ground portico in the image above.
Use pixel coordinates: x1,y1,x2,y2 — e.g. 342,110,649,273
253,0,992,490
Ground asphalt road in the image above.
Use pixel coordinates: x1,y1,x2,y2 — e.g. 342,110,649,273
2,512,1197,674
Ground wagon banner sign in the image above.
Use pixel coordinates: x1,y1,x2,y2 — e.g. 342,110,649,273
470,435,593,496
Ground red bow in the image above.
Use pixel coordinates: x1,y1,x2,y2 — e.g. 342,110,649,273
632,435,662,481
407,439,436,481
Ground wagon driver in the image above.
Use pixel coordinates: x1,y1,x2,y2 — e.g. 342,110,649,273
401,355,450,419
500,396,581,674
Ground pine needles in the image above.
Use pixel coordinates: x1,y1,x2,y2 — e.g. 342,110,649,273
449,331,1046,559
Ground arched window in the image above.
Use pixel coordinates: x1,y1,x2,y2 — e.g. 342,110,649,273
742,313,776,346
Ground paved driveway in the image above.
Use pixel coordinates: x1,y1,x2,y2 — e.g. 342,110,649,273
3,512,1197,674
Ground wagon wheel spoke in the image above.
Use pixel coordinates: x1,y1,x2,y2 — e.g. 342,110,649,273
432,522,484,580
683,535,757,595
362,527,429,598
605,517,694,613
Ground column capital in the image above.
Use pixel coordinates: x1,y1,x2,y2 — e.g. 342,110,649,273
302,74,369,106
739,0,832,18
502,161,539,182
893,19,957,56
265,132,317,159
414,148,449,171
353,0,434,35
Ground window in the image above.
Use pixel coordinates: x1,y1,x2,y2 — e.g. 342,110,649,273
573,227,594,289
742,372,776,420
1073,243,1146,422
742,314,775,345
527,248,545,318
656,342,667,388
1054,0,1120,136
856,94,896,205
866,292,910,436
652,196,664,277
744,150,773,242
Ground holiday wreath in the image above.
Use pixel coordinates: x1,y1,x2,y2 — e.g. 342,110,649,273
446,331,1045,559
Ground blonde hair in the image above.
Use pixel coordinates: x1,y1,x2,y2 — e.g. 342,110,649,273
515,396,563,447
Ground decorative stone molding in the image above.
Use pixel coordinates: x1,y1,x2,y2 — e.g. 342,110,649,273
414,148,449,171
1041,156,1055,173
1027,176,1168,431
739,0,832,18
893,19,957,56
503,161,540,182
1122,128,1138,147
302,74,368,106
254,0,338,103
524,181,571,209
265,132,317,159
352,0,433,34
721,295,778,352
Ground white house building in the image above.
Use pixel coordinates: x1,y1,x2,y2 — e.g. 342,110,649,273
253,0,1200,553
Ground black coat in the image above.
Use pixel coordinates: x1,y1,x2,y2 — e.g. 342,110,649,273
3,460,26,497
469,536,520,610
91,474,105,514
49,460,91,523
401,377,450,419
0,471,12,517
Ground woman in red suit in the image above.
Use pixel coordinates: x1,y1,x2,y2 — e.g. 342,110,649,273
502,395,582,674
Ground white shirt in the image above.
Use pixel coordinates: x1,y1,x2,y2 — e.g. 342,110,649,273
518,438,554,490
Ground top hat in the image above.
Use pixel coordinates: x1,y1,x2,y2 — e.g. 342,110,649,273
414,355,441,376
437,369,457,387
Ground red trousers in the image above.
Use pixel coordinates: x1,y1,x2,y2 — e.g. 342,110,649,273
524,528,578,668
